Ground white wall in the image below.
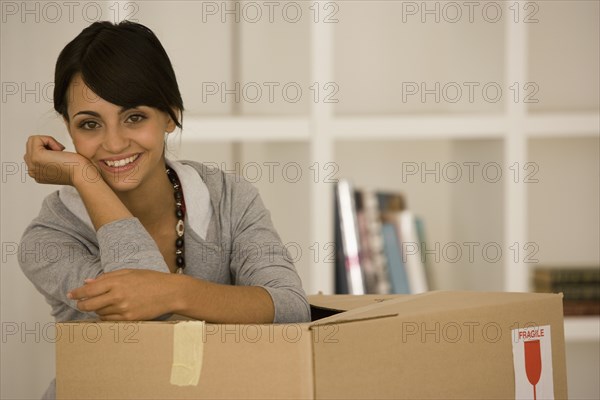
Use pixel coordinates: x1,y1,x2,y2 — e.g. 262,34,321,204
1,2,598,399
1,14,94,399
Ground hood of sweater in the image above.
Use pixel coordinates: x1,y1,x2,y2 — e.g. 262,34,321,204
58,159,213,240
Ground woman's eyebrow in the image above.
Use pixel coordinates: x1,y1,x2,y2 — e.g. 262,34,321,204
72,107,138,119
72,110,101,118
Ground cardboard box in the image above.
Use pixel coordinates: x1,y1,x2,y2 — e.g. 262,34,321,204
56,291,567,399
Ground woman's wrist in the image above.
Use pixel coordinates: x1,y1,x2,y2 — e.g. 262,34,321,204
70,161,97,188
168,274,195,316
71,167,133,230
167,275,275,323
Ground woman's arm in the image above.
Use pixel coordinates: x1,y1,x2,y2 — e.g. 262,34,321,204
69,271,275,323
26,135,132,230
72,165,132,230
20,136,170,318
173,277,275,323
69,173,310,324
19,206,171,319
27,140,308,323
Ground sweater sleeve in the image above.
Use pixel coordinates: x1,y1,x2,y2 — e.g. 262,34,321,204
18,202,170,317
227,179,311,324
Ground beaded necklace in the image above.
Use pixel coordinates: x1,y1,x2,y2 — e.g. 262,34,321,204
165,166,186,274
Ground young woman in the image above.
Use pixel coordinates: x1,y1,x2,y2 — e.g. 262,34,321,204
20,20,310,399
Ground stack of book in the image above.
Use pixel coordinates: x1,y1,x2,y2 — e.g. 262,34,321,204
532,266,600,316
334,179,431,295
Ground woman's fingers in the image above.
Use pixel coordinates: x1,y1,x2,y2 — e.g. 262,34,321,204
68,279,111,300
24,134,90,186
95,305,125,317
27,135,64,153
76,293,114,313
38,135,66,151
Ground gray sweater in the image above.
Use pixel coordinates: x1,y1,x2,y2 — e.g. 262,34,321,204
19,159,311,324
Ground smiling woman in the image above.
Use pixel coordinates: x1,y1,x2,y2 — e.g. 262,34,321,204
61,74,176,195
19,21,310,400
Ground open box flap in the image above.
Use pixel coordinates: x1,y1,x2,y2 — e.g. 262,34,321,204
308,293,405,311
309,290,563,327
308,294,407,324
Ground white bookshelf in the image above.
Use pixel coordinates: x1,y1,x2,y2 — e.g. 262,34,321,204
174,2,598,343
182,116,311,141
332,115,506,139
564,317,600,342
525,113,600,137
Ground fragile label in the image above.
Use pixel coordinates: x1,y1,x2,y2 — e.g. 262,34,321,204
512,325,554,400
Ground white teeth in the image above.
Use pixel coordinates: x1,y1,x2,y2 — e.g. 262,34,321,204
105,154,139,167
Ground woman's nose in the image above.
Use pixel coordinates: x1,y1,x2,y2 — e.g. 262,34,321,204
102,126,129,154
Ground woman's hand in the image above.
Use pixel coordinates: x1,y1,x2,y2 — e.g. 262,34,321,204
24,135,95,186
67,269,179,321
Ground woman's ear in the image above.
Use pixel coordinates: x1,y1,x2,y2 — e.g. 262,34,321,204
166,119,176,134
165,108,180,134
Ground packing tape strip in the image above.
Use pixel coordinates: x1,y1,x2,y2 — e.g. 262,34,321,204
170,321,206,386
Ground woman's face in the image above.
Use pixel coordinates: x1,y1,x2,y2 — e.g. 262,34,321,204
64,74,176,193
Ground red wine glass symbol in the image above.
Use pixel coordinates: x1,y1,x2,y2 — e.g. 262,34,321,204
524,340,542,400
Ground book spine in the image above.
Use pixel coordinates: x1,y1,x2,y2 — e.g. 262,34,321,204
534,268,600,284
334,185,349,295
363,190,392,295
562,300,600,316
335,180,365,295
553,284,600,301
396,211,428,294
356,200,378,294
382,223,410,294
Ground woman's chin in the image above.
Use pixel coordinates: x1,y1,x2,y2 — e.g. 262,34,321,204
105,179,140,193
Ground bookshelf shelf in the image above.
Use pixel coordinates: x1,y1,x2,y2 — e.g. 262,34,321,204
524,113,600,137
176,114,590,140
564,317,600,342
182,116,311,142
180,113,599,142
331,115,506,140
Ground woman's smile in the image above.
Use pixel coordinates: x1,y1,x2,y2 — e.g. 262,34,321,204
100,152,142,172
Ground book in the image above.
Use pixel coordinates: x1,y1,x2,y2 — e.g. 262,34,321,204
534,267,600,285
334,180,365,295
355,190,379,294
334,188,349,294
376,191,405,215
381,222,410,294
333,184,429,295
532,266,600,316
414,216,434,290
362,189,392,294
395,210,429,294
538,283,600,301
562,300,600,316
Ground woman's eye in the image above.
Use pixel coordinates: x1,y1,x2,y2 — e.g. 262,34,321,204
79,121,99,130
126,114,146,123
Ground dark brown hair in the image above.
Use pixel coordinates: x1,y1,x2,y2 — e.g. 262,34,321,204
53,20,183,128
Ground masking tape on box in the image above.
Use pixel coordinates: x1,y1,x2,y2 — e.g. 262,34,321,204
170,321,205,386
